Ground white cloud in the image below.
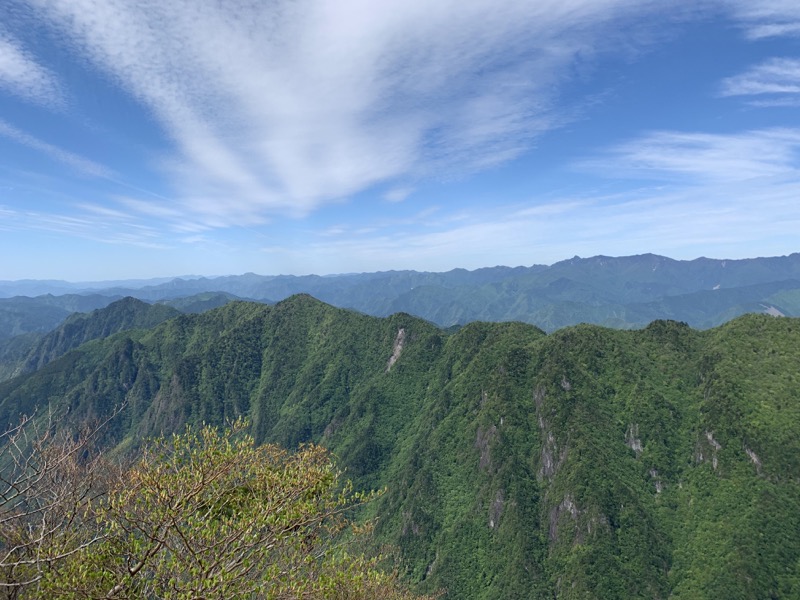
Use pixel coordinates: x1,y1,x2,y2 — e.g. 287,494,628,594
720,57,800,97
0,33,61,106
724,0,800,38
0,203,167,248
747,97,800,107
577,128,800,183
383,187,414,203
0,119,114,178
269,174,800,272
76,202,138,220
27,0,681,228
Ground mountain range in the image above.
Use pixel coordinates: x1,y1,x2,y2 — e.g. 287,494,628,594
2,254,800,342
0,293,797,598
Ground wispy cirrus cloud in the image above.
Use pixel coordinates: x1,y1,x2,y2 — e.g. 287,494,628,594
724,0,800,39
577,128,800,183
25,0,684,228
383,187,415,204
273,172,800,272
537,126,800,263
0,119,114,178
716,3,800,110
0,32,61,106
0,201,168,248
720,57,800,106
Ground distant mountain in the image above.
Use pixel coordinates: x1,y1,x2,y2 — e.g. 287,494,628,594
1,296,797,598
0,294,121,341
627,278,800,327
158,291,247,313
0,294,238,382
14,297,180,378
6,253,799,332
0,277,186,298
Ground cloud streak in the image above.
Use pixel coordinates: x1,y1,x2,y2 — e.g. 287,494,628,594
724,0,800,38
0,200,168,248
5,0,798,274
577,128,800,183
0,119,114,178
0,32,61,106
276,174,800,273
720,57,800,104
26,0,681,228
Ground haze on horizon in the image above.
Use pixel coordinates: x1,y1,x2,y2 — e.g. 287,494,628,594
1,0,799,281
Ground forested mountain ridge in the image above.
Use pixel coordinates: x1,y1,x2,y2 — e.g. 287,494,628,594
0,295,797,597
0,293,120,341
15,297,180,378
0,294,124,380
2,253,800,335
0,294,243,381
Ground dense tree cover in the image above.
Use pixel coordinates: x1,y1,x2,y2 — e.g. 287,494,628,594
0,295,117,341
19,298,180,376
0,295,798,597
0,298,186,383
158,292,245,314
0,416,433,599
3,254,800,345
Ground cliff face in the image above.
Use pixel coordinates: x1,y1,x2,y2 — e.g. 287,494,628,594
1,296,798,598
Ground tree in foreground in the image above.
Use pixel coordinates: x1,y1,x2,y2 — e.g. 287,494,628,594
1,417,435,599
0,411,113,598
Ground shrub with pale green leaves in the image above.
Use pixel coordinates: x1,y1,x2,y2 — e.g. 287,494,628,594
1,417,433,599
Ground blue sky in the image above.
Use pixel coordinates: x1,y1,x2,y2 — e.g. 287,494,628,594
1,0,799,280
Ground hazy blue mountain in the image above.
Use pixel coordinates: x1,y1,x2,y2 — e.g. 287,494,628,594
0,294,120,341
3,254,800,335
158,291,246,313
0,277,184,298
